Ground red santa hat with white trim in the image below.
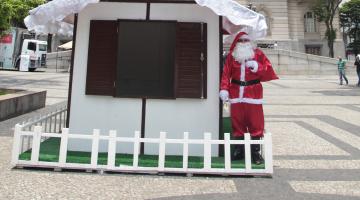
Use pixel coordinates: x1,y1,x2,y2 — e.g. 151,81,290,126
229,32,250,53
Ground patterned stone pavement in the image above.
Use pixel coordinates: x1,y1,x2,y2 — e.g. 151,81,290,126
0,70,69,106
0,71,360,199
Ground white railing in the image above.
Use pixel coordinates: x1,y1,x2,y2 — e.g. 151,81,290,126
17,106,67,153
11,126,273,176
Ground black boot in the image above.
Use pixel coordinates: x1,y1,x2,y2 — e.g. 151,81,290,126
231,136,244,160
251,137,264,165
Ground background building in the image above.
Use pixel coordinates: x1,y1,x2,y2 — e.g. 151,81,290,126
234,0,345,57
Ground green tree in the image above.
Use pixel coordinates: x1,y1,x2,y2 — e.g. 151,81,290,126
340,0,360,56
0,0,45,37
0,0,13,37
312,0,342,58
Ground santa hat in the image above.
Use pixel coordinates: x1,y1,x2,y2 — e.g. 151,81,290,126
229,32,251,53
239,33,250,40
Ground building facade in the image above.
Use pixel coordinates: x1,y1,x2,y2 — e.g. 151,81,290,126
236,0,345,57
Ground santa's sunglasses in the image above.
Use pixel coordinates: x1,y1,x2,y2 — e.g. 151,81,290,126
238,39,250,43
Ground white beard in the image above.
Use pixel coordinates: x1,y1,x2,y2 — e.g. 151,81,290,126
232,42,255,63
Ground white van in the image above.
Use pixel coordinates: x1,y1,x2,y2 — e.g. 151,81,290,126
15,39,47,71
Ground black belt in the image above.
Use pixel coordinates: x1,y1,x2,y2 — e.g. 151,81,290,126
231,79,260,86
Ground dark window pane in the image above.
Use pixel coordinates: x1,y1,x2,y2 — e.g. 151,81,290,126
38,44,47,51
116,20,176,98
28,42,36,51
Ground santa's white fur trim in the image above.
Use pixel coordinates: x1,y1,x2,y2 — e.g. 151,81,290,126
239,34,250,40
229,98,263,104
239,62,245,99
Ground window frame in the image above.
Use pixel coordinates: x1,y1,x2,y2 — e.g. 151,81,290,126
305,45,322,55
304,11,317,33
85,19,207,100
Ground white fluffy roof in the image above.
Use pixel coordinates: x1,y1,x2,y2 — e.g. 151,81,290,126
25,0,267,39
195,0,267,39
24,0,99,36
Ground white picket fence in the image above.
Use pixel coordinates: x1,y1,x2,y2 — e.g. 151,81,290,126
17,106,67,153
11,125,273,176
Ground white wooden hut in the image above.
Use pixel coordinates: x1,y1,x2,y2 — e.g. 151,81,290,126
23,0,267,156
11,0,273,176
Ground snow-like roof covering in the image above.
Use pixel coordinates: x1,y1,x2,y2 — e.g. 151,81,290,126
24,0,267,39
24,0,99,36
195,0,267,39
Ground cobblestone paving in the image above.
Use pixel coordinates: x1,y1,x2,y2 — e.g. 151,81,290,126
0,71,360,199
0,70,69,106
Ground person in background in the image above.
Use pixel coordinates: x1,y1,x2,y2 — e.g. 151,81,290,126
273,41,278,49
355,54,360,87
337,56,348,85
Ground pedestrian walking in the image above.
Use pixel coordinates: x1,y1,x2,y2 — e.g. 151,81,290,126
355,54,360,86
337,56,348,85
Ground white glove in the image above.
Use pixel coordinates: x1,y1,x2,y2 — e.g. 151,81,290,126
246,60,259,73
219,90,229,101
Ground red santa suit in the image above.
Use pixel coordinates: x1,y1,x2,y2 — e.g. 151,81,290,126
220,32,278,137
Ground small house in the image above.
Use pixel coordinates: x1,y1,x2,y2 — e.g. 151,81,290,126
24,0,267,156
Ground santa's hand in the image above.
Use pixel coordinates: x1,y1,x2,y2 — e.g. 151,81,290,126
219,90,229,101
246,60,259,73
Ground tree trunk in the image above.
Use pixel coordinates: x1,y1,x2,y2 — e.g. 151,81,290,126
327,21,335,58
328,39,334,58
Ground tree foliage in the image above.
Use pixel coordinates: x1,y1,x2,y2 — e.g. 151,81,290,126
0,0,13,36
340,0,360,55
312,0,342,58
0,0,45,37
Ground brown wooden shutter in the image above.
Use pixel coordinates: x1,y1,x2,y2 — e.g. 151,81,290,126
175,22,207,99
86,20,117,96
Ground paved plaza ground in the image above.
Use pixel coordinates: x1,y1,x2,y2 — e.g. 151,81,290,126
0,70,359,199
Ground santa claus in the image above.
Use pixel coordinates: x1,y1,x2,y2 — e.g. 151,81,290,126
220,31,278,164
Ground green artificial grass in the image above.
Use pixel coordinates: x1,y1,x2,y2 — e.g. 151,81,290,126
18,117,265,169
223,117,232,137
